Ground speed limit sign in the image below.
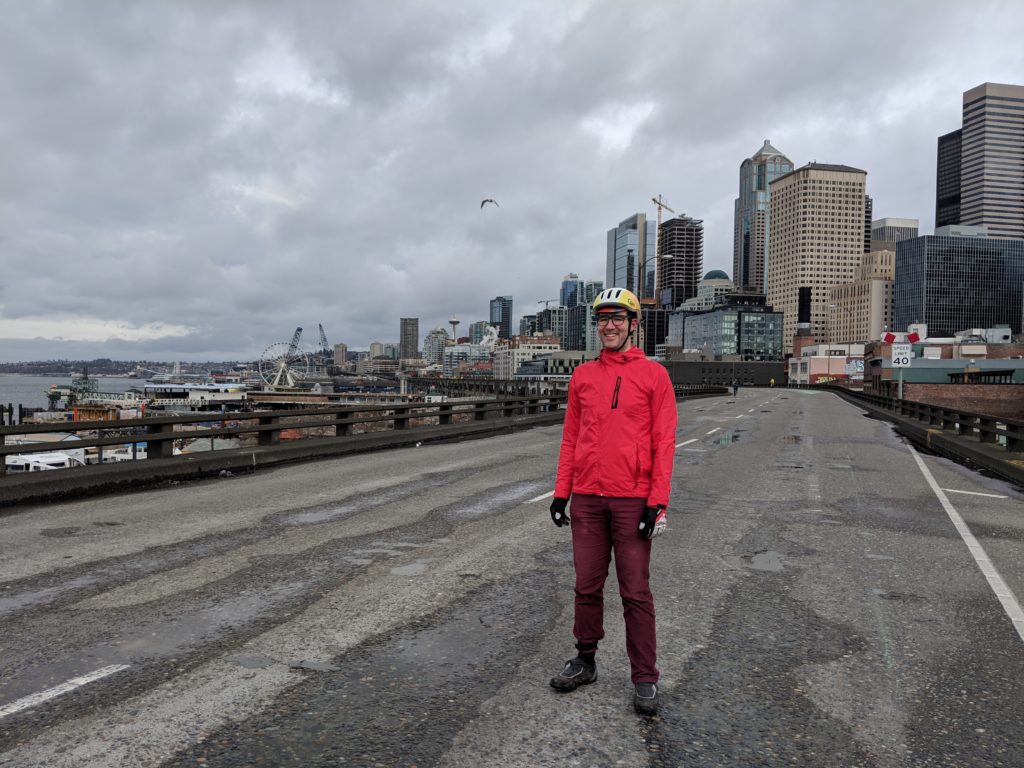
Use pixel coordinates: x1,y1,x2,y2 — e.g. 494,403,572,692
891,342,912,367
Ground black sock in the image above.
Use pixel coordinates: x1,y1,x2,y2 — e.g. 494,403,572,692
575,642,597,665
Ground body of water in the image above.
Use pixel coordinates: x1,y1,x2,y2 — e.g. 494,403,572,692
0,375,142,410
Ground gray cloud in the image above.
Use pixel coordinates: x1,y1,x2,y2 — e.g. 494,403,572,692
2,0,1023,362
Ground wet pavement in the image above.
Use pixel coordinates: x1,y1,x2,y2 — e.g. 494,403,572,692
162,572,558,767
1,391,1023,767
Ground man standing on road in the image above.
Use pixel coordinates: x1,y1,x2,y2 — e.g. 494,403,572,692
548,287,678,716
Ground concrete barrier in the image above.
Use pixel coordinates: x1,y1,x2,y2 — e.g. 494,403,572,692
0,411,565,510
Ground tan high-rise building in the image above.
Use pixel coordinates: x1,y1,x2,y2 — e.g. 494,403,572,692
767,163,868,353
827,247,895,344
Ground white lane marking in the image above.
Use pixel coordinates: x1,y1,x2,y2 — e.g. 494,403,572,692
675,438,698,448
942,489,1009,499
748,408,756,413
526,491,554,503
734,415,744,419
706,428,720,435
0,664,130,720
909,447,1024,644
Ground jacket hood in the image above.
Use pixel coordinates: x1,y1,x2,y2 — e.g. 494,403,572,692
598,345,647,365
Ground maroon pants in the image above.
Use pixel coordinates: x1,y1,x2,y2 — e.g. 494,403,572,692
570,494,658,684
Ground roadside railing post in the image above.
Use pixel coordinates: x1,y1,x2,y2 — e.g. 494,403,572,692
474,401,487,421
1006,423,1023,453
335,410,351,437
258,415,280,446
0,434,6,477
942,409,957,431
956,413,973,437
394,406,409,430
146,422,174,459
978,417,998,444
439,404,453,425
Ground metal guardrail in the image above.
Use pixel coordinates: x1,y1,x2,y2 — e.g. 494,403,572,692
818,385,1023,454
0,395,566,477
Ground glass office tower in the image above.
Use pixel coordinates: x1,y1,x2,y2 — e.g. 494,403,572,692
894,227,1024,336
489,296,513,339
733,140,793,292
606,214,655,298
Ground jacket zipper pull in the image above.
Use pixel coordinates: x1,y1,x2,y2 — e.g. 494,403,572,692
612,376,621,409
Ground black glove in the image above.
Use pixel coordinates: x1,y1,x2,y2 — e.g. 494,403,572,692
550,497,570,526
638,506,667,539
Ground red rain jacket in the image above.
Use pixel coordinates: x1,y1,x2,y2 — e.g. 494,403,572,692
554,346,677,508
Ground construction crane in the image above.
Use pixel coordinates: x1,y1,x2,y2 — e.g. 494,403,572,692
286,327,303,359
636,195,677,354
537,299,559,309
650,194,676,297
318,324,330,353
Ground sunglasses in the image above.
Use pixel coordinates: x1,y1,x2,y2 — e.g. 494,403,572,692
596,314,630,327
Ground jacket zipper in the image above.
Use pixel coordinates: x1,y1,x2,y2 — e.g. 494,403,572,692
611,376,621,410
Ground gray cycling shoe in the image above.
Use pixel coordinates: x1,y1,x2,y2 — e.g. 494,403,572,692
549,657,597,692
633,682,659,715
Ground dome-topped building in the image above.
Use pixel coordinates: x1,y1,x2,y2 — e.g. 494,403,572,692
704,269,730,281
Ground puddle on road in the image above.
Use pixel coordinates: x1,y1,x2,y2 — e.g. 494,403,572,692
2,531,269,619
39,527,102,538
0,577,99,616
279,471,461,526
227,654,278,669
450,480,549,518
749,551,784,571
390,559,433,577
780,435,802,444
721,550,785,572
0,582,306,710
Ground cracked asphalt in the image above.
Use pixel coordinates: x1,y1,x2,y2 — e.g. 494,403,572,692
1,389,1022,767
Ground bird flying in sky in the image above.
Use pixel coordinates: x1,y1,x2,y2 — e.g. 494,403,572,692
480,198,499,208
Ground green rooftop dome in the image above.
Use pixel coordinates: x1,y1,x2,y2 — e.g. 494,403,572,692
703,269,730,280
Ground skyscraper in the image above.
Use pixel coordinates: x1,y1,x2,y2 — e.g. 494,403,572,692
489,296,513,339
560,273,585,308
894,226,1024,336
468,320,489,344
422,328,450,365
733,140,794,292
767,163,868,353
935,129,962,229
657,214,704,309
606,214,655,298
399,318,419,359
936,82,1024,238
582,280,604,305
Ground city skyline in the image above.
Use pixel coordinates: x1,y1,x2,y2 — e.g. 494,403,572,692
2,3,1024,362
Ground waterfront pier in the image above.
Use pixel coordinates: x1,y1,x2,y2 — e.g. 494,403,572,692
1,389,1022,766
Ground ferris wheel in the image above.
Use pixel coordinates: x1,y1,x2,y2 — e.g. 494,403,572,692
258,327,309,389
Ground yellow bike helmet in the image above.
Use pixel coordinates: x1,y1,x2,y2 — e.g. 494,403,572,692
592,287,640,315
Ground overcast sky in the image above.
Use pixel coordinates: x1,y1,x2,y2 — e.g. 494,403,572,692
2,0,1023,363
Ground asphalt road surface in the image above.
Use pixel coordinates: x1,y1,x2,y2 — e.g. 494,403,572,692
1,389,1022,767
